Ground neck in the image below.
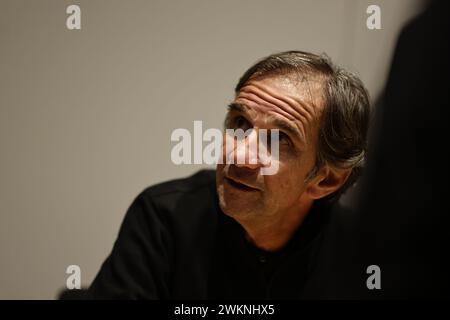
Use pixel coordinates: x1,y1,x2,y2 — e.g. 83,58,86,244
236,200,314,252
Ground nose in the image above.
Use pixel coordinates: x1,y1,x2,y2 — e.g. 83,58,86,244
230,129,264,170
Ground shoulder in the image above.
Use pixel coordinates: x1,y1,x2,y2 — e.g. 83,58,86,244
131,169,219,226
140,169,216,199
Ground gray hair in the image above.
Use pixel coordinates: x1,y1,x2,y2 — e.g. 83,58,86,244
235,51,371,202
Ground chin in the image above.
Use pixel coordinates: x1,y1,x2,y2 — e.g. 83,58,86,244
216,169,263,218
218,191,260,219
223,204,255,218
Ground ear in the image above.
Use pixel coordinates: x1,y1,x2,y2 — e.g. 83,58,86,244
305,166,352,200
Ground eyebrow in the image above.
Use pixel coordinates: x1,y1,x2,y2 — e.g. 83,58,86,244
227,102,249,114
226,102,304,145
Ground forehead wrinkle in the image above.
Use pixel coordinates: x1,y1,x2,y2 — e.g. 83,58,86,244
238,89,312,139
240,84,302,122
237,92,295,121
238,83,317,144
244,80,322,125
229,100,308,146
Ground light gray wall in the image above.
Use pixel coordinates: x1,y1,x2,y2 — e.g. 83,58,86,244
0,0,423,299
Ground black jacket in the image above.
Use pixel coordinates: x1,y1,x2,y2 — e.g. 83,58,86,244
88,170,334,299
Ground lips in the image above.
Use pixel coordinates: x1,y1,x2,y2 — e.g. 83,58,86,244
224,176,260,192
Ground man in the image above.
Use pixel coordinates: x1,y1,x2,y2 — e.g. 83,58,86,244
88,51,370,299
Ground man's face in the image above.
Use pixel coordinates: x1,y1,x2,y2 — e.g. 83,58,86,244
216,75,325,222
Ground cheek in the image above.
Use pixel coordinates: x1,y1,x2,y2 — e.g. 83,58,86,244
264,161,305,197
220,133,234,163
216,163,225,180
220,137,227,162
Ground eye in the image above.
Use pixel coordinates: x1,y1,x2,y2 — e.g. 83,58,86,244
233,115,252,131
265,131,292,151
278,132,292,146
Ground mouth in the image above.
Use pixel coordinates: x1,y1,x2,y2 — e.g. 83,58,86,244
224,177,260,192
